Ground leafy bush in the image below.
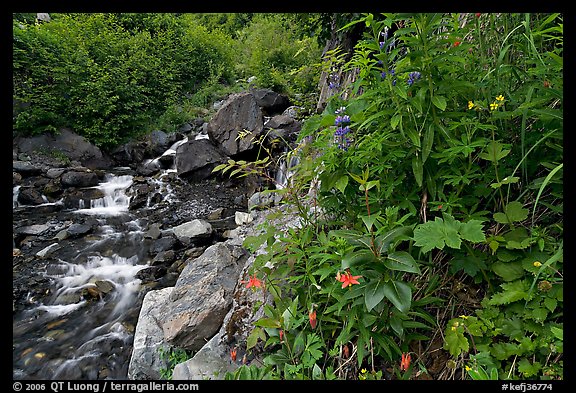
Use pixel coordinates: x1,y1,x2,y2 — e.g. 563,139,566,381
12,13,236,149
220,12,562,381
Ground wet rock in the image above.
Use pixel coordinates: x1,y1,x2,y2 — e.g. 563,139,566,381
169,219,212,241
150,236,177,255
67,223,93,238
18,187,46,205
60,171,99,188
175,139,228,181
13,161,43,176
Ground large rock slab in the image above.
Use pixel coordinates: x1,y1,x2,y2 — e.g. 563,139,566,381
174,139,228,181
161,242,247,351
207,92,264,157
127,287,173,380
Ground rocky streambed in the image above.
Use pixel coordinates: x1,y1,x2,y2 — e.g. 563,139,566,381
13,88,307,380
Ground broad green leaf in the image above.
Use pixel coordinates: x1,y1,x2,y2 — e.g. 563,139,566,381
384,251,421,274
478,141,511,162
341,249,376,270
413,214,462,253
364,279,386,312
334,175,348,194
491,261,525,281
431,95,447,111
382,280,412,313
493,201,529,224
375,226,413,255
360,214,378,231
247,327,266,349
255,317,281,329
550,326,563,340
389,314,404,337
518,358,542,378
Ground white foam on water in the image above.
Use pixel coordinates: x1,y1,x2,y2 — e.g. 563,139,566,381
75,174,133,216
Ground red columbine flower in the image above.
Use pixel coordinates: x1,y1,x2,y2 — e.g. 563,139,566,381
279,329,284,341
309,310,317,329
230,347,237,362
242,274,262,290
400,352,411,371
453,41,461,47
475,13,481,18
336,269,362,289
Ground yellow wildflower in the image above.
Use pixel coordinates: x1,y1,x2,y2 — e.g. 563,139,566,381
490,102,499,110
468,100,475,110
465,365,472,372
533,261,542,267
496,94,505,101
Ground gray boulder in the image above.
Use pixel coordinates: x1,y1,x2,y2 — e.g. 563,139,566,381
207,92,264,157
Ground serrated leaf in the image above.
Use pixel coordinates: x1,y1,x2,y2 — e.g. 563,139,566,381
364,279,386,312
550,326,563,340
413,214,462,253
444,329,469,357
383,251,421,274
517,358,542,378
487,280,528,305
459,220,486,243
382,280,412,313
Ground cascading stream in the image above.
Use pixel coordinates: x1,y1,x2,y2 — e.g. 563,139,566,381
13,172,151,380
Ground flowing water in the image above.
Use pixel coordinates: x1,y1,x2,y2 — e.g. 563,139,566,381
13,172,153,380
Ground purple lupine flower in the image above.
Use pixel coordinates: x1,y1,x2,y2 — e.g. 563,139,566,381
407,71,421,86
334,126,351,136
335,115,351,126
389,69,395,76
335,106,347,115
379,41,385,49
381,71,387,79
392,79,397,86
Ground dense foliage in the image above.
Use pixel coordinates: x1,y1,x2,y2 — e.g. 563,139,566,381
12,13,323,149
13,12,563,381
220,12,563,381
